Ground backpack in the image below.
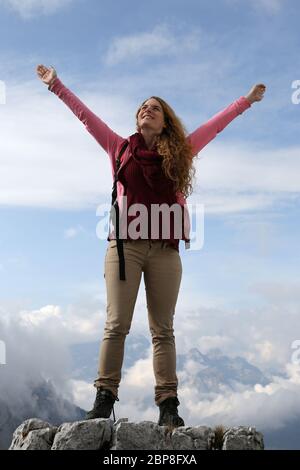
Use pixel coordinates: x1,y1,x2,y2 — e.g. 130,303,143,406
107,139,129,281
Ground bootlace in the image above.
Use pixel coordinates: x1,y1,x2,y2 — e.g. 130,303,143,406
112,395,119,423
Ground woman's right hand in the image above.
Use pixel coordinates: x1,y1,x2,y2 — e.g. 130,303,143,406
36,64,57,86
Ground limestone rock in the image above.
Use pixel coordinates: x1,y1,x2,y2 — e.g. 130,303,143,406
111,421,212,450
51,419,113,450
171,426,215,450
111,421,214,450
222,426,264,450
9,418,264,450
9,418,57,450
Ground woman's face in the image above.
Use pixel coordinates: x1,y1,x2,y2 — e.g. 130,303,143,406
137,98,165,134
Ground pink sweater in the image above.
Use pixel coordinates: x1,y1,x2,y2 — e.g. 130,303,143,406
48,78,251,247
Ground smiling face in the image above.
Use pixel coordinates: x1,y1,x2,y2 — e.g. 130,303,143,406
136,98,165,134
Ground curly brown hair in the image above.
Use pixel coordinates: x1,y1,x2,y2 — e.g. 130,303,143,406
135,96,198,198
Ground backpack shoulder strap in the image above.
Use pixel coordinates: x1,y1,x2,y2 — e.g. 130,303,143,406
107,139,129,280
109,139,129,213
115,139,129,174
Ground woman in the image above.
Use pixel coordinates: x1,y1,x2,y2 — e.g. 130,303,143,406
36,64,266,427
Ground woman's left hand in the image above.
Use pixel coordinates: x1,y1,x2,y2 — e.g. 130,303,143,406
245,83,266,104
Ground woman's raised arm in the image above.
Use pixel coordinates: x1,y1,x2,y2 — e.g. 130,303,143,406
36,64,125,158
187,83,266,157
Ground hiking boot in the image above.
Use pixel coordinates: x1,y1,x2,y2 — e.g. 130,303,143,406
85,387,119,421
158,396,185,427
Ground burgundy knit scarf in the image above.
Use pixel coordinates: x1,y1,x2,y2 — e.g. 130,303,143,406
128,132,174,193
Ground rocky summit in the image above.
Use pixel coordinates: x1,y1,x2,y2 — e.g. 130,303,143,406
9,417,264,450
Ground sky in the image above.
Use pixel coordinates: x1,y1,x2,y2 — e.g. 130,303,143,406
0,0,300,439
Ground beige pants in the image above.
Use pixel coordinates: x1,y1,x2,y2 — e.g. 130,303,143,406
94,239,182,406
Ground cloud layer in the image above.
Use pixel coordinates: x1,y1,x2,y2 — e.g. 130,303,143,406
104,24,201,66
0,0,74,19
1,273,300,435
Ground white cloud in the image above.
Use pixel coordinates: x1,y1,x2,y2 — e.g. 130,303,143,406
0,78,133,210
251,0,285,14
104,24,200,66
69,379,94,410
68,349,300,434
19,304,62,327
181,363,300,431
197,335,233,354
64,225,85,239
225,0,285,14
174,282,300,372
0,0,74,19
121,352,155,388
193,141,300,214
2,251,299,377
0,314,73,405
249,281,300,306
254,340,274,362
0,294,111,415
2,277,300,434
1,299,106,345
